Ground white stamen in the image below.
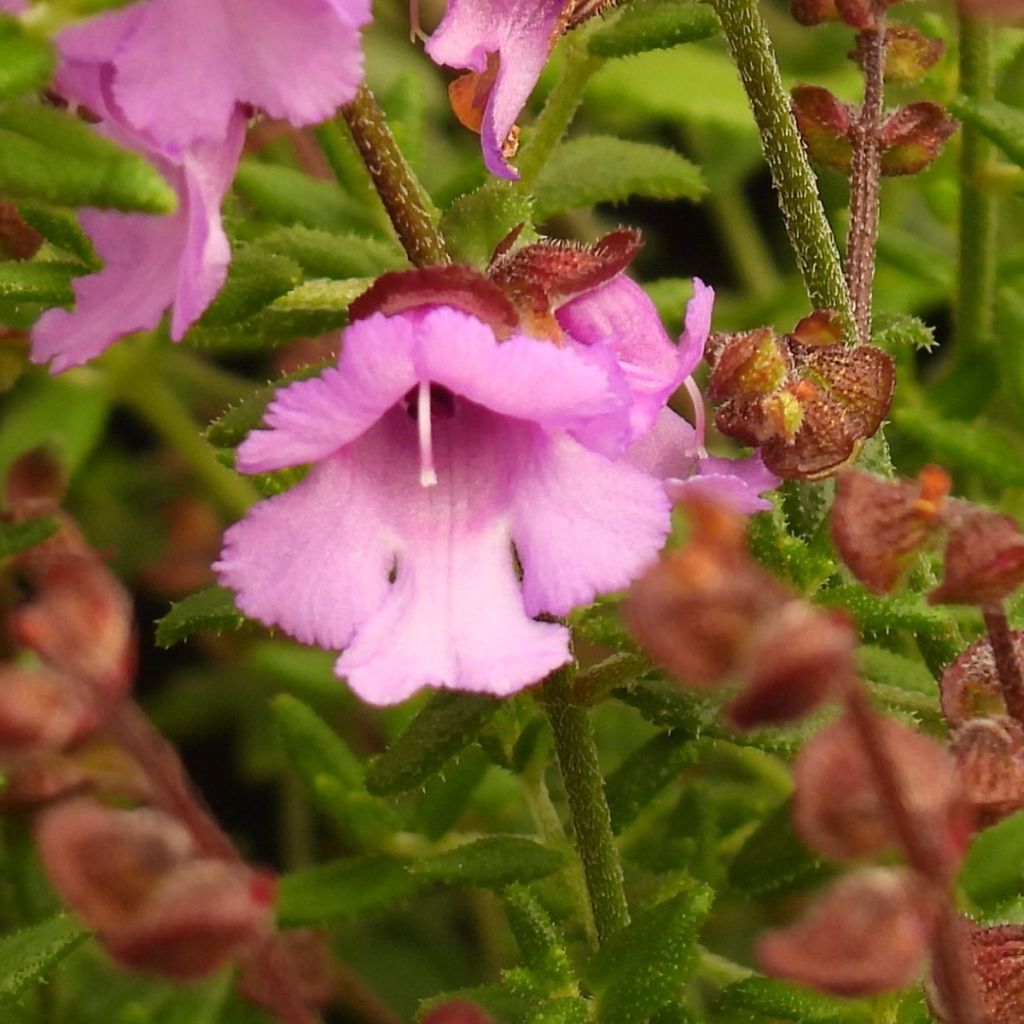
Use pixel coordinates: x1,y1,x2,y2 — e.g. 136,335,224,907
417,381,438,487
683,375,708,458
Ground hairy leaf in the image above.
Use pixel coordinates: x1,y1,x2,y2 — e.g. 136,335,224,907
195,246,302,328
256,224,405,279
0,915,87,1007
715,975,871,1023
441,181,534,267
951,97,1024,168
155,586,246,648
0,260,78,306
412,837,566,888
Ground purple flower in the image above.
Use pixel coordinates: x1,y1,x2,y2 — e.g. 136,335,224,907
559,277,779,514
57,0,372,153
215,307,672,705
426,0,567,178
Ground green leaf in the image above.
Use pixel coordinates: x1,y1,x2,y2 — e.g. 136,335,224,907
950,97,1024,168
271,695,398,849
574,652,652,707
0,261,76,306
856,645,937,696
816,584,957,639
0,102,175,212
871,312,936,352
0,915,87,1007
534,136,704,221
892,406,1024,487
589,0,720,58
612,680,716,738
196,246,302,327
587,877,713,1024
412,837,566,889
715,976,871,1023
961,809,1024,909
503,885,575,991
0,17,54,100
155,586,246,648
728,800,829,895
441,181,534,266
414,747,490,840
17,203,98,267
0,517,57,559
606,731,696,833
256,224,405,279
365,692,501,795
277,855,418,926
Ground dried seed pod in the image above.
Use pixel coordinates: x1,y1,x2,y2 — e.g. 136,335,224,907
831,466,949,594
851,24,945,85
707,327,792,402
940,633,1022,726
966,923,1024,1024
727,604,855,730
930,512,1024,606
951,716,1024,827
624,500,790,687
791,86,854,170
793,716,965,868
0,666,94,758
758,868,936,996
880,103,958,176
790,309,844,347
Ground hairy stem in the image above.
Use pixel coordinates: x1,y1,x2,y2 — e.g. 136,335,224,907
710,0,854,329
341,85,449,267
540,666,630,944
982,601,1024,724
517,38,603,187
957,14,997,356
843,684,983,1024
846,10,886,345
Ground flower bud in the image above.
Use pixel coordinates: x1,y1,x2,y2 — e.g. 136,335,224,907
790,309,844,347
420,1001,497,1024
951,716,1024,827
707,328,792,402
929,511,1024,606
940,633,1022,726
947,923,1024,1024
880,103,958,176
831,466,949,594
4,446,67,517
727,604,855,730
793,716,965,869
10,554,135,699
758,868,936,996
791,86,854,171
0,665,93,758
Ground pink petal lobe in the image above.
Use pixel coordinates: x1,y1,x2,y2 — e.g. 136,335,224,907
677,278,715,377
426,0,566,178
667,453,779,514
512,434,671,617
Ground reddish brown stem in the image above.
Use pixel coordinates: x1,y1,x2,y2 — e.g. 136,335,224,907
982,601,1024,724
846,7,886,345
843,684,984,1024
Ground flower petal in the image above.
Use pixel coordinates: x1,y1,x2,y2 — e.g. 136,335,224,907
667,453,779,514
426,0,566,178
512,433,671,617
625,406,700,480
677,278,715,378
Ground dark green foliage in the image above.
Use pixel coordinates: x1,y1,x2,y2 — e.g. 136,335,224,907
155,586,246,647
0,916,86,1007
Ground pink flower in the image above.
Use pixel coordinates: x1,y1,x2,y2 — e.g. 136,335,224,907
0,1,27,13
426,0,567,178
216,307,672,705
559,278,779,514
57,0,372,153
30,45,244,373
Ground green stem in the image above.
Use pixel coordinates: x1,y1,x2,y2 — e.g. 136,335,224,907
108,347,259,519
540,666,629,944
957,15,997,355
517,39,604,188
710,0,854,329
341,85,449,267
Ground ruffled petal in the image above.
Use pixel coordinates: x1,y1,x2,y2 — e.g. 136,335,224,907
426,0,566,178
238,307,621,472
677,278,715,378
511,433,671,617
666,453,779,514
215,435,397,651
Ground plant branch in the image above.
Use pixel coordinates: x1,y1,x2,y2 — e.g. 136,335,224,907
846,8,887,345
710,0,854,329
982,601,1024,724
540,665,630,945
341,85,449,267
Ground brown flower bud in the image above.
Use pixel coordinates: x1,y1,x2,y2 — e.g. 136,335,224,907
951,716,1024,828
790,309,845,347
624,500,790,687
880,103,958,176
959,923,1024,1024
758,868,936,997
107,860,275,981
349,265,520,340
831,466,949,594
940,633,1023,726
10,554,135,698
707,328,792,402
791,86,854,171
727,604,854,730
421,1001,497,1024
929,512,1024,606
851,24,945,85
4,446,67,517
793,716,965,868
790,0,840,27
0,666,93,758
